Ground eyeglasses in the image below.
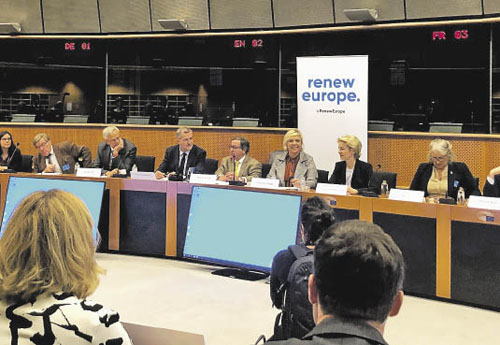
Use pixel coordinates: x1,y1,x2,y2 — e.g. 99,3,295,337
229,146,242,150
0,138,11,141
431,155,446,162
35,141,49,149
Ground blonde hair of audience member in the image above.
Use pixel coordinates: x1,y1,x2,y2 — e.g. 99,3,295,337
102,125,119,139
337,135,362,159
0,190,104,302
427,138,456,164
282,129,303,152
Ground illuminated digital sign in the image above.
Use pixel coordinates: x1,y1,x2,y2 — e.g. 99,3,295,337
432,29,469,41
233,38,264,48
64,41,92,51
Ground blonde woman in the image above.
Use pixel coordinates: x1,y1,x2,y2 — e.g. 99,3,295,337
409,138,479,199
328,135,373,195
0,190,131,344
267,129,318,188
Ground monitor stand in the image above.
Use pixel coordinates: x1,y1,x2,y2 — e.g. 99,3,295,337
211,268,269,281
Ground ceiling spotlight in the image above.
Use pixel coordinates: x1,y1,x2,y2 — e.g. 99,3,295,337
343,9,378,22
158,19,189,31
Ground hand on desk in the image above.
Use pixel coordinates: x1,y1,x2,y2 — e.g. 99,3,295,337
43,164,56,173
105,168,119,177
488,166,500,180
219,172,235,181
347,187,358,195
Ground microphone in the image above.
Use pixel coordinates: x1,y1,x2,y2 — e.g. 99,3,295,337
376,164,381,171
232,156,236,182
6,142,20,166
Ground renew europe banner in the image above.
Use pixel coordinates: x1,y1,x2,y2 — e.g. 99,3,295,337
297,55,368,172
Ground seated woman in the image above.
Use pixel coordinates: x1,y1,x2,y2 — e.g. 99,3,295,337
409,138,480,200
0,131,22,172
270,196,336,340
483,166,500,197
267,129,318,188
0,190,132,344
328,134,373,195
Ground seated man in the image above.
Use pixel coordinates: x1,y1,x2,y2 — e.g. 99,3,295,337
266,220,404,345
215,136,262,183
32,133,92,174
483,165,500,197
93,126,137,177
155,127,206,179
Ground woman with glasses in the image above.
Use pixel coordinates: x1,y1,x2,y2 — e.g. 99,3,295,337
409,138,480,200
0,131,22,172
0,190,132,344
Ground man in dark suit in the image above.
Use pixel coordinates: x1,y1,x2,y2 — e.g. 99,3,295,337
32,133,92,174
266,220,404,345
93,126,137,177
155,127,206,179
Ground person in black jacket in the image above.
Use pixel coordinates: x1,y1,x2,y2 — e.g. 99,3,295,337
328,135,372,195
483,166,500,197
0,131,22,172
409,138,480,200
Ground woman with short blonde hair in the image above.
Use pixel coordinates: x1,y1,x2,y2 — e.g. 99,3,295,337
328,134,373,195
0,190,131,344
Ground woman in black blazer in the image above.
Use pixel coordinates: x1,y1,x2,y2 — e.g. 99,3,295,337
0,131,22,172
409,138,480,200
328,135,373,194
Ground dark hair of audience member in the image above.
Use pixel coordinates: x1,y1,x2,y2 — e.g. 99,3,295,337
314,220,405,323
301,196,336,245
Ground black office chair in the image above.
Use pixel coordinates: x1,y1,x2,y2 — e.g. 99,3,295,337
317,169,329,184
204,158,219,174
134,155,155,172
20,154,33,172
262,163,271,178
368,171,397,195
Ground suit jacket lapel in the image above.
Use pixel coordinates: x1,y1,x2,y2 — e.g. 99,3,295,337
53,145,64,167
447,163,455,194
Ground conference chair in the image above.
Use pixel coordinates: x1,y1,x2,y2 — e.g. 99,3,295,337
262,163,271,178
135,155,156,172
317,169,329,184
20,154,33,172
368,171,397,195
204,158,219,174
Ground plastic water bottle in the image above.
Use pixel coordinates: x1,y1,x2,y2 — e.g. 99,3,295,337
131,164,138,173
380,180,389,197
457,187,466,206
74,162,79,174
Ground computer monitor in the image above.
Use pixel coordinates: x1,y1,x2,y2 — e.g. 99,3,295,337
183,186,302,279
0,177,106,240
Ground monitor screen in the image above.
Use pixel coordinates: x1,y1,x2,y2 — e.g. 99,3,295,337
0,177,106,240
183,186,302,272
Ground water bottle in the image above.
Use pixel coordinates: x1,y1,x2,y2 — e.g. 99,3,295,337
74,162,80,175
131,164,138,173
457,187,466,206
380,180,389,197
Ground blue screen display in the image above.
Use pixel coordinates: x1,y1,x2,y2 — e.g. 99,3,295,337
184,186,302,272
0,177,105,240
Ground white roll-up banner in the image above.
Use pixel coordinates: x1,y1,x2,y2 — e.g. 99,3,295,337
297,55,368,174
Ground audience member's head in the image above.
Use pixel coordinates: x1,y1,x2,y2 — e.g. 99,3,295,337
300,197,335,245
310,220,404,329
0,189,104,302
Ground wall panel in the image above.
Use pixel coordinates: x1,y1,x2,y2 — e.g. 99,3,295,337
273,0,334,27
210,0,273,30
99,0,151,33
406,0,482,20
0,0,43,33
151,0,209,31
334,0,405,23
484,0,500,14
43,0,100,33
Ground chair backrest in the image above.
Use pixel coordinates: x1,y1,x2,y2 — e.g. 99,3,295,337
368,171,397,194
262,163,271,178
204,158,218,174
20,154,33,172
317,169,329,184
134,155,155,172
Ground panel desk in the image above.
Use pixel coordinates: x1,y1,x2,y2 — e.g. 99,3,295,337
0,174,498,311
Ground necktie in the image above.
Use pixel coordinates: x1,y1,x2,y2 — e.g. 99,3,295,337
235,161,240,179
178,152,186,176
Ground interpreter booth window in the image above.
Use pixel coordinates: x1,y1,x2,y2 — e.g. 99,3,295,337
492,24,500,134
106,37,279,127
280,25,490,133
0,39,105,124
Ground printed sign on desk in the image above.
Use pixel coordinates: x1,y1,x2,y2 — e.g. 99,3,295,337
315,183,347,196
76,168,101,178
130,171,156,180
468,195,500,211
250,178,280,189
388,189,425,203
189,174,217,185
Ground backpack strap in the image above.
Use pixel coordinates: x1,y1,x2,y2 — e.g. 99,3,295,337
288,244,313,260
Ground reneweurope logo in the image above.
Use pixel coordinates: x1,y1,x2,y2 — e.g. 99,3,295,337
301,77,360,105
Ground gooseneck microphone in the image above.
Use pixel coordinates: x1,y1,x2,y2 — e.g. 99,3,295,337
232,156,236,182
6,142,20,166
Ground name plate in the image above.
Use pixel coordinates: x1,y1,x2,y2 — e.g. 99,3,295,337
130,171,156,180
388,189,425,203
468,195,500,211
250,178,280,189
76,168,102,178
189,174,217,184
315,183,347,196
